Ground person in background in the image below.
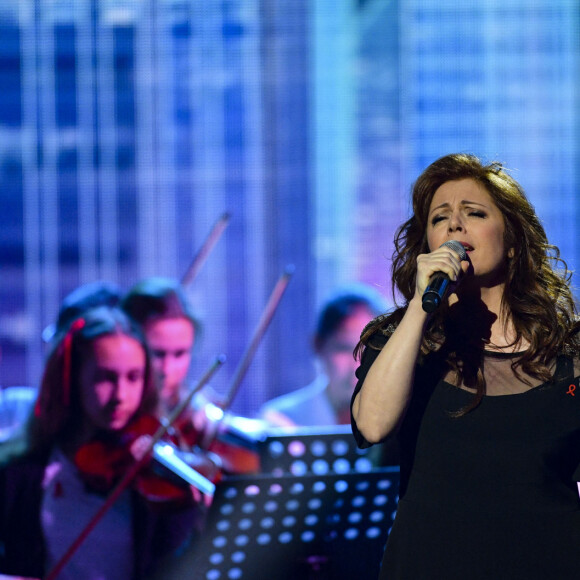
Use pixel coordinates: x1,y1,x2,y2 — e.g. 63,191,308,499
122,277,264,475
0,306,200,579
0,281,123,449
352,153,580,579
121,278,200,420
121,277,210,448
260,283,388,427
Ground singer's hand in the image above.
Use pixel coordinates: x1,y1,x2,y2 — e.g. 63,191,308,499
415,243,468,299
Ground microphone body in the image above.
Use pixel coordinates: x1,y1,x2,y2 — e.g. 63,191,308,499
421,240,467,313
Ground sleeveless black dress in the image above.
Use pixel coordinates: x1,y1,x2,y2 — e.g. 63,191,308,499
352,338,580,580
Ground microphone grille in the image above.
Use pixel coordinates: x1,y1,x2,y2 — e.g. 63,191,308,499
441,240,467,261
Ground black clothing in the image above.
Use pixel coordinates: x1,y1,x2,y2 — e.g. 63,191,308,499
352,331,580,579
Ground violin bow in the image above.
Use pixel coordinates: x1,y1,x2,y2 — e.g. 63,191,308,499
180,211,231,287
221,264,294,412
44,355,226,580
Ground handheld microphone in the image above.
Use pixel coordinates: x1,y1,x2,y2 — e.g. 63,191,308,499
421,240,468,313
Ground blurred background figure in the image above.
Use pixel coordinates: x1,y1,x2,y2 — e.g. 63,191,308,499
0,342,35,445
0,305,201,580
122,277,200,419
0,385,36,446
260,283,388,428
0,337,32,448
0,281,123,448
122,277,265,475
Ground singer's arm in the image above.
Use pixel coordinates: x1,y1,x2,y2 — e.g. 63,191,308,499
351,296,427,443
352,244,466,444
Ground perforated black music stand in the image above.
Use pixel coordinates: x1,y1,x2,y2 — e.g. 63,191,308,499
258,425,400,476
165,467,399,580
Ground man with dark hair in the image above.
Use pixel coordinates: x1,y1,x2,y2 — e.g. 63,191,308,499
260,283,388,427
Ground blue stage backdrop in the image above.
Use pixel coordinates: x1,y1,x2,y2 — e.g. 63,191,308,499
0,0,578,416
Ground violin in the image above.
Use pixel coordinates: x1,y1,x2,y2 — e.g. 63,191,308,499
44,356,225,580
170,399,266,475
74,413,220,504
169,267,293,475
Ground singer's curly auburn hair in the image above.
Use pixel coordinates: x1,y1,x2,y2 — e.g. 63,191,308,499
357,153,580,412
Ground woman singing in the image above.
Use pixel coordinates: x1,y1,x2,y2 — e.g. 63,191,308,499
352,153,580,579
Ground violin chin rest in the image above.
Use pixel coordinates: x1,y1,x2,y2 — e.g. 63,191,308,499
152,441,215,496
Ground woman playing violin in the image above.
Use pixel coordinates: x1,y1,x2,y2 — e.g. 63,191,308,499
122,278,201,418
121,278,210,444
122,277,265,475
0,306,201,580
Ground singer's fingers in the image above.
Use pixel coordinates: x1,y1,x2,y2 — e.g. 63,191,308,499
415,249,463,296
418,250,462,278
432,245,466,271
432,243,466,262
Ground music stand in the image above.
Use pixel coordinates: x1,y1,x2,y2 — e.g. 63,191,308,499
259,425,399,476
166,467,399,580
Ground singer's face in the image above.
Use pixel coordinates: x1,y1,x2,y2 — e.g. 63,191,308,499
427,178,508,283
